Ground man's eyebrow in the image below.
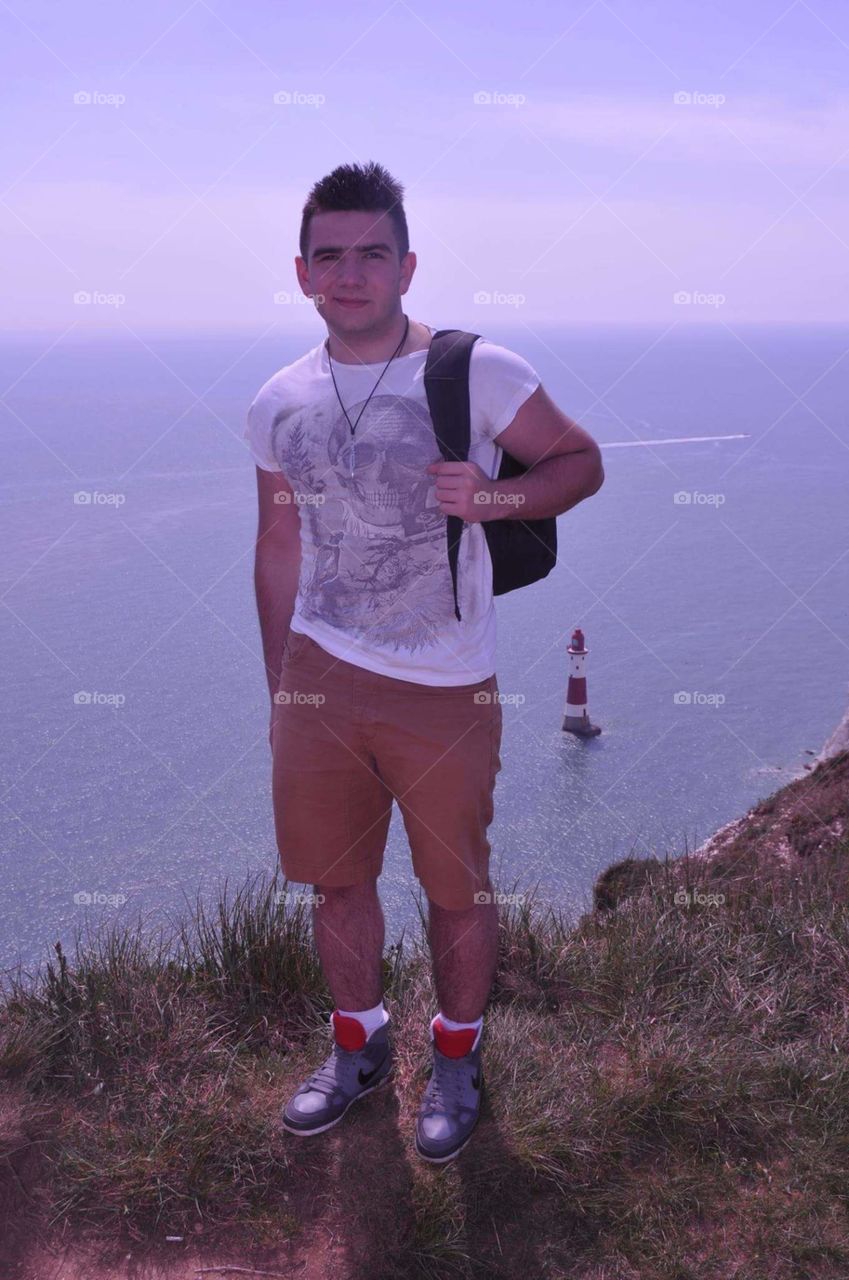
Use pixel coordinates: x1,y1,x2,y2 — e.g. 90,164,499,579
311,242,393,257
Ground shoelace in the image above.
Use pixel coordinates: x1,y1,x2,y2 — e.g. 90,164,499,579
421,1055,473,1113
305,1041,390,1096
304,1045,360,1096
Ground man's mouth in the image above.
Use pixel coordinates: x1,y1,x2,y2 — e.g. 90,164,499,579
335,298,369,309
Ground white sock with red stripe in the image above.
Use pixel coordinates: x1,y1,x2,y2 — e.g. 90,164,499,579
431,1011,483,1058
332,1000,389,1049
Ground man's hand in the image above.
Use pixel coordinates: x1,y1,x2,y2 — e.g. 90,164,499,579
426,460,495,523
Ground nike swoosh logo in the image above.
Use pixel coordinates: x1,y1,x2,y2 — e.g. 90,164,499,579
358,1060,385,1086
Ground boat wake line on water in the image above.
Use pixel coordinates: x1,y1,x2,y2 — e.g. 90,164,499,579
601,434,750,448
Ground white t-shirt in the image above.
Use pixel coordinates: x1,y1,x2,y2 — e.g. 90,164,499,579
243,326,540,686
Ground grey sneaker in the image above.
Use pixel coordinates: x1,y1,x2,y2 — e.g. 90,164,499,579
415,1015,484,1163
281,1012,393,1137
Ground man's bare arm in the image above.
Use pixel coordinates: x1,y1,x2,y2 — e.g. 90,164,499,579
427,383,605,523
488,384,604,520
253,466,301,707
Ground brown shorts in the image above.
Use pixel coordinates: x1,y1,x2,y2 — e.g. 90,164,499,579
270,630,503,910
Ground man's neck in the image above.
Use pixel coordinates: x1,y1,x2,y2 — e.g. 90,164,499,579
325,314,431,365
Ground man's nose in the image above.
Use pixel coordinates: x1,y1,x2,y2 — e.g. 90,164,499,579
336,255,366,286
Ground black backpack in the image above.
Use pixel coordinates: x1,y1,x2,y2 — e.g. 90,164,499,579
423,328,557,622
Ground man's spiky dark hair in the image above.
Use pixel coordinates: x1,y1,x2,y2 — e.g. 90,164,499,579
299,160,409,261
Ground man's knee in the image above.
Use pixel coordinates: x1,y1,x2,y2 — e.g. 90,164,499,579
313,876,379,900
426,873,493,914
427,889,494,915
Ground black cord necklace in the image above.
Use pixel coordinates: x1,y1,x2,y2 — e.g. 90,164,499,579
326,314,411,478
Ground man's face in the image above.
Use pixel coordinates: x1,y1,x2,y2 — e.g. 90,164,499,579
296,209,416,336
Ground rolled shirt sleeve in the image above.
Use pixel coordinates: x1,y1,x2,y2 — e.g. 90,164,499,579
243,394,284,472
469,340,542,442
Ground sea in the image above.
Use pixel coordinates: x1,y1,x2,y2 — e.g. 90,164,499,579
2,322,848,975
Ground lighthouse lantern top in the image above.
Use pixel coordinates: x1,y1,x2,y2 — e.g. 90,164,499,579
568,627,587,654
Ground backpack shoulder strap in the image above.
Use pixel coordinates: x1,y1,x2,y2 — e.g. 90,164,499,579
423,329,482,623
423,329,481,462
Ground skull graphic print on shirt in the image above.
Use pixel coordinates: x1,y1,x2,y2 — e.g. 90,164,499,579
271,392,456,653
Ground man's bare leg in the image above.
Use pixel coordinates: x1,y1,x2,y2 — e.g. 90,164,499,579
280,878,389,1135
427,876,498,1022
312,878,384,1009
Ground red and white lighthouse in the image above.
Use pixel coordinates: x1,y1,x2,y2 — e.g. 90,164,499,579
562,627,602,737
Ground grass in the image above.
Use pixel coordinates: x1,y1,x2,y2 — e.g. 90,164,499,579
2,751,849,1279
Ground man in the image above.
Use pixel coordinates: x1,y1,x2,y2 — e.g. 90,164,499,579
244,160,604,1163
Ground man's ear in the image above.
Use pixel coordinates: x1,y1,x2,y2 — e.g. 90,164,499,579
294,255,311,295
400,250,417,295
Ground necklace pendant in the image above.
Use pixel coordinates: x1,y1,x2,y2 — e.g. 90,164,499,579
327,316,410,485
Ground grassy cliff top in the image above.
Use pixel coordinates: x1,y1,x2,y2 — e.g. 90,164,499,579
2,750,849,1280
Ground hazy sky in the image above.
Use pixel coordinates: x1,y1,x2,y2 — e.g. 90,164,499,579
2,0,849,333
